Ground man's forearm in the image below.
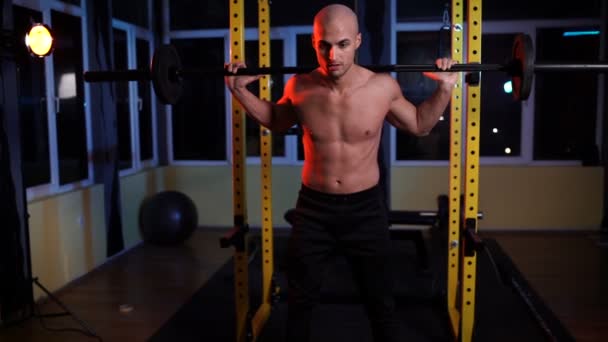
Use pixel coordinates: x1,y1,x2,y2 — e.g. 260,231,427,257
416,83,454,135
231,86,274,128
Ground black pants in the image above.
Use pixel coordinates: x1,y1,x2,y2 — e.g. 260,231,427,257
286,184,402,342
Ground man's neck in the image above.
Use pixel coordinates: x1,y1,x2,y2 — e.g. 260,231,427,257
323,64,359,93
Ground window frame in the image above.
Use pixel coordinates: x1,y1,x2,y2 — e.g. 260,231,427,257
18,0,159,202
161,0,603,167
165,26,302,166
112,15,159,176
15,0,94,201
389,0,601,166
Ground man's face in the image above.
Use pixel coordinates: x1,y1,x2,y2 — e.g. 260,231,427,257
312,20,361,79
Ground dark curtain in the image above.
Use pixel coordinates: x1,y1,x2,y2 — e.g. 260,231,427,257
87,0,125,256
0,0,33,324
601,0,608,238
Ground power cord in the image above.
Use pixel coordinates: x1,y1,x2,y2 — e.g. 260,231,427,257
33,301,103,342
30,278,104,342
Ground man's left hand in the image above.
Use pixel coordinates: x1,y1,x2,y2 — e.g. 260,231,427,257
423,58,459,88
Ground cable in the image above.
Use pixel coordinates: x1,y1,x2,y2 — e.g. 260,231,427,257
30,278,104,341
248,238,260,264
509,277,558,342
33,302,104,342
482,244,504,284
480,243,561,342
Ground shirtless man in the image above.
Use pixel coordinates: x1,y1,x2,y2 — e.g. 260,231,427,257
225,4,458,341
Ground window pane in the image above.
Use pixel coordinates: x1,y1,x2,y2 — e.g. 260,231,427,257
52,10,88,184
395,31,449,160
533,27,600,161
396,32,523,160
296,33,316,66
397,0,600,22
296,34,315,161
169,0,257,30
14,6,50,188
113,28,133,170
137,39,154,161
270,0,354,26
112,0,149,28
244,40,285,157
172,38,226,161
169,0,353,30
60,0,80,6
480,33,521,157
170,0,227,30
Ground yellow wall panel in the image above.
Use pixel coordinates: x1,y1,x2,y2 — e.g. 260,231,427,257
28,185,106,299
27,168,168,299
166,165,302,227
120,168,167,248
391,166,603,230
24,164,602,299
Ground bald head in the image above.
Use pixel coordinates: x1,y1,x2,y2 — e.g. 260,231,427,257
311,4,361,79
313,4,359,34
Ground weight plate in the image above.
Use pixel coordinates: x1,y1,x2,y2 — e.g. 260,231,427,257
151,45,183,105
511,34,534,101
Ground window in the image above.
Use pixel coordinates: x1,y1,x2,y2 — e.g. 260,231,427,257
112,0,150,29
397,0,601,22
14,5,50,188
111,14,157,172
169,0,260,30
169,0,230,30
392,30,523,161
168,0,354,30
392,0,601,165
480,33,522,157
51,10,89,185
15,0,92,196
60,0,80,5
533,27,600,162
394,31,450,161
171,38,226,161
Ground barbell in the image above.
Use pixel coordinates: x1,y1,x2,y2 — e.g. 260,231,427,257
83,34,607,105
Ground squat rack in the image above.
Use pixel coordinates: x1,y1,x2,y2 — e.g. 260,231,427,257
219,0,484,341
219,1,277,341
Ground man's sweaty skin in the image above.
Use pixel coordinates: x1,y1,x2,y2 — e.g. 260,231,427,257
225,4,458,194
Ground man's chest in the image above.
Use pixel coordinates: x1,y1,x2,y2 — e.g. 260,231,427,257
292,90,390,140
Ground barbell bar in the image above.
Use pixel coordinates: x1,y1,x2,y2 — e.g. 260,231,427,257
83,34,607,105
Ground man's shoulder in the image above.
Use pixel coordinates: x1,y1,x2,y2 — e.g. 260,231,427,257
361,67,397,87
292,69,318,83
288,70,322,91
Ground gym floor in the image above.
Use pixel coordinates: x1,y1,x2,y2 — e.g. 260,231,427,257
1,228,606,342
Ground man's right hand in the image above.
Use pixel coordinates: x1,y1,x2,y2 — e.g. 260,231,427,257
224,62,262,91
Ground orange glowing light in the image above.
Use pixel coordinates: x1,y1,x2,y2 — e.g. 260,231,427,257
25,24,54,57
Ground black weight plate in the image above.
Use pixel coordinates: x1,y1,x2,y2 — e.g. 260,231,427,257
511,34,534,101
151,45,182,105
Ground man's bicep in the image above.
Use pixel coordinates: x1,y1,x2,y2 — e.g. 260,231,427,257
387,90,418,134
273,97,298,132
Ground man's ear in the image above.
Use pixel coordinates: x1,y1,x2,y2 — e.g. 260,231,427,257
356,32,362,49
